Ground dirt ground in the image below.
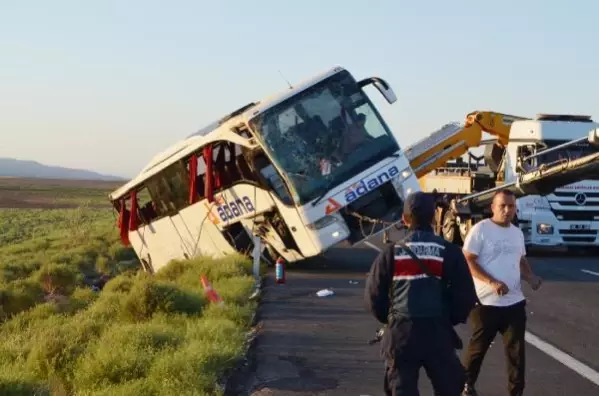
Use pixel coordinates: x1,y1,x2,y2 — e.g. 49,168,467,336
0,177,122,209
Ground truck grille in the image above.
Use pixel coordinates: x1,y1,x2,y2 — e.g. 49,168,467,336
546,192,599,243
551,210,596,221
559,229,598,244
548,191,599,221
552,191,599,198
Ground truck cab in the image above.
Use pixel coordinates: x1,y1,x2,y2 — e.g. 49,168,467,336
503,114,599,248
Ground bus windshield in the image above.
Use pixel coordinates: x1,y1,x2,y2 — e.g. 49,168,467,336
248,70,400,205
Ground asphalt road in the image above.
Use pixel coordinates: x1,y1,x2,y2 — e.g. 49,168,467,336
226,233,599,396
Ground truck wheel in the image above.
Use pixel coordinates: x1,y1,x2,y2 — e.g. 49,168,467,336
459,220,471,242
433,207,444,236
442,211,463,244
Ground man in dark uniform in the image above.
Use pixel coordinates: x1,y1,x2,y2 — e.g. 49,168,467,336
365,191,478,396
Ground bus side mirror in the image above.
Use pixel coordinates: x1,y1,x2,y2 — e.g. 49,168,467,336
588,128,599,147
357,77,397,104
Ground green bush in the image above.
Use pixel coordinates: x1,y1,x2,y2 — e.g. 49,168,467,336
0,199,258,395
0,374,50,396
0,280,45,320
102,274,134,294
35,263,78,296
123,278,206,321
73,322,183,390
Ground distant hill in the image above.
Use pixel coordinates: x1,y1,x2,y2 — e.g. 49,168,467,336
0,157,126,181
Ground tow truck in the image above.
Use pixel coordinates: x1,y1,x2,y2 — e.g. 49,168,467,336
403,111,599,246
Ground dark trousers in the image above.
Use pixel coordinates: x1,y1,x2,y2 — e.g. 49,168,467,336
383,317,465,396
462,300,527,396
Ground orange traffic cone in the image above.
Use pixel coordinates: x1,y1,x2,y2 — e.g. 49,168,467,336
200,274,224,306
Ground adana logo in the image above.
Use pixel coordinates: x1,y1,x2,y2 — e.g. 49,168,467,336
344,165,400,203
574,192,587,206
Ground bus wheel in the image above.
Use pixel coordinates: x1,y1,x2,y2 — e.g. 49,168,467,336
442,211,462,244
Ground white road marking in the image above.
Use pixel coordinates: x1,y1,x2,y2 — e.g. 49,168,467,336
525,331,599,386
364,241,381,252
581,269,599,277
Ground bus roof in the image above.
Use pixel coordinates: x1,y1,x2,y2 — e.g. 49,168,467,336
109,122,255,201
108,65,346,202
241,65,343,120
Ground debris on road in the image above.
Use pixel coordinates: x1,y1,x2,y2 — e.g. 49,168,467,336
316,288,335,297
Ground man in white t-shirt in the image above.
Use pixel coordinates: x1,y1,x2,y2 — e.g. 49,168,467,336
460,189,542,396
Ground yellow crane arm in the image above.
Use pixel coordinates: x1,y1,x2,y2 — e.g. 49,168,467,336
404,111,530,179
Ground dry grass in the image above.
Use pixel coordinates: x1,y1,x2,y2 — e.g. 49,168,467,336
0,177,121,209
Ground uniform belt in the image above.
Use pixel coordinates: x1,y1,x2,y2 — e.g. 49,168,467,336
387,313,463,350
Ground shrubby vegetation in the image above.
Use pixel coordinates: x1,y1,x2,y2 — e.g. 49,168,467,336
0,198,258,395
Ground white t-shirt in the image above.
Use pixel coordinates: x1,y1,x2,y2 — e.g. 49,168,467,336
463,219,526,307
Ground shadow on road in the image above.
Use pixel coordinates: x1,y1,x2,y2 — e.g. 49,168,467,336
288,247,378,274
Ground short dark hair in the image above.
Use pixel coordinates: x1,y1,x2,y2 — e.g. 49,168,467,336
492,188,516,202
407,211,434,227
403,191,435,226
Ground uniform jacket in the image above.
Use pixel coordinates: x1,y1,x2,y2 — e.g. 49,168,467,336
364,226,478,327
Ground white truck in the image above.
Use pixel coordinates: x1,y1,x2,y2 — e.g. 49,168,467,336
414,112,599,250
510,114,599,249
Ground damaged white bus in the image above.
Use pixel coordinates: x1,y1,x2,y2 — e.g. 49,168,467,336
109,66,421,272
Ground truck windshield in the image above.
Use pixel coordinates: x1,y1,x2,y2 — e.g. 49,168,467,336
248,70,400,205
533,139,595,167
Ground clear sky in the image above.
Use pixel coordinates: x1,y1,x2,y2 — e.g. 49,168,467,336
1,0,597,178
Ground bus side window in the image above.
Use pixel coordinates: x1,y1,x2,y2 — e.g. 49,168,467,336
237,153,256,181
162,161,189,211
136,187,157,225
225,142,241,182
185,140,269,206
215,142,246,190
206,141,261,193
253,153,293,205
231,142,260,183
187,153,206,203
145,161,190,217
214,144,228,189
